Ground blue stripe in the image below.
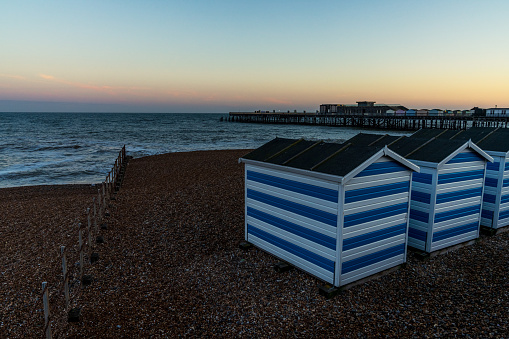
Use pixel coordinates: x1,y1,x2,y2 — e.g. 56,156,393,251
488,161,500,171
438,170,484,184
409,209,429,223
355,161,408,177
501,194,509,204
247,207,336,250
505,162,509,171
248,225,335,272
432,222,478,242
483,193,496,204
485,177,499,187
342,244,405,274
446,152,483,164
246,170,339,203
499,209,509,220
413,172,432,185
436,187,482,204
481,209,494,219
343,203,408,228
345,181,409,203
247,189,337,227
342,223,406,251
434,205,480,223
504,178,509,187
408,227,427,242
411,190,431,204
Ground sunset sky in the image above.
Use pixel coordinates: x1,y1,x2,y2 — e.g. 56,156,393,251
1,0,508,113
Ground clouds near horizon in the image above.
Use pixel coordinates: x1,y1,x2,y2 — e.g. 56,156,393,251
1,0,509,112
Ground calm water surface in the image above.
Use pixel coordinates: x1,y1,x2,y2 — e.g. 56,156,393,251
0,113,411,187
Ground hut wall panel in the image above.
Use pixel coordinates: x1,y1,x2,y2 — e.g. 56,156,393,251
247,180,338,213
248,232,334,283
246,217,336,259
246,198,336,237
245,164,339,284
340,159,411,284
346,172,409,190
432,229,478,251
407,170,435,251
497,156,509,227
480,155,505,228
342,214,407,238
341,253,405,285
430,153,484,251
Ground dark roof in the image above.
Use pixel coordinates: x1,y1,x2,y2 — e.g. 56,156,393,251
440,127,495,143
345,132,473,163
412,128,509,152
241,138,300,162
391,137,468,163
241,138,390,177
346,133,401,147
477,128,509,152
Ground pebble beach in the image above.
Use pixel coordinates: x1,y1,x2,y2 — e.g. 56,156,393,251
1,149,508,337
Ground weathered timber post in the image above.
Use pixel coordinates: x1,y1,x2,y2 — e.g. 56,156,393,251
78,223,84,282
87,208,92,254
102,183,106,209
93,197,98,235
42,282,52,339
61,246,69,310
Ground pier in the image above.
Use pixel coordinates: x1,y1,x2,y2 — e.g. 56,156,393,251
228,112,509,131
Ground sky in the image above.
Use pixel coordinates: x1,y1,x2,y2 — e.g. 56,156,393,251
1,0,508,113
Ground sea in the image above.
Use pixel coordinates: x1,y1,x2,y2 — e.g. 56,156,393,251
0,112,411,188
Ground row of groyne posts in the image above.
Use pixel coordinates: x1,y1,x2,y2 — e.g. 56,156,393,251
40,146,130,339
228,113,509,130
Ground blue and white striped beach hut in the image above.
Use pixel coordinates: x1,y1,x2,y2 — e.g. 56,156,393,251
415,128,509,231
347,132,493,253
239,138,419,287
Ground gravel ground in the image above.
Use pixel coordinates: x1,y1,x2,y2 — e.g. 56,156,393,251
1,149,508,338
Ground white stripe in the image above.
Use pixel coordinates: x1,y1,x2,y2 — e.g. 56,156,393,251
433,214,480,230
342,214,407,237
343,217,407,239
408,219,429,232
246,164,339,190
246,180,337,213
340,255,405,286
439,162,485,174
435,197,482,213
437,178,484,192
342,237,405,262
346,172,410,190
248,234,334,284
246,198,336,237
431,231,478,252
342,234,406,260
344,194,409,215
247,218,336,260
433,215,479,232
407,238,425,251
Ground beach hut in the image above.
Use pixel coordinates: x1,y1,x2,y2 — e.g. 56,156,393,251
386,109,395,116
417,128,509,231
347,133,493,253
239,138,419,287
428,109,444,116
406,109,416,116
416,109,428,116
396,109,407,116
